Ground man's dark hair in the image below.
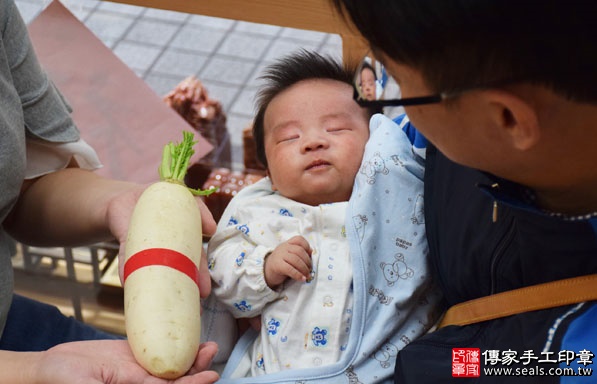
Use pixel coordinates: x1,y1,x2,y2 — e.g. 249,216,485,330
332,0,597,103
252,49,376,169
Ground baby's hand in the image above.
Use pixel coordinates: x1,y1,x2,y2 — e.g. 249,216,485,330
264,235,312,288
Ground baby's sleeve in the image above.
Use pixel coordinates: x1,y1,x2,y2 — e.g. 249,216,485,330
207,181,282,318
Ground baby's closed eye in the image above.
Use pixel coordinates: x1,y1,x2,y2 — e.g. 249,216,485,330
327,127,351,133
277,133,300,143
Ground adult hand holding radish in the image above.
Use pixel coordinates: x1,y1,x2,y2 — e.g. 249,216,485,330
105,175,216,293
5,140,221,384
3,340,219,383
123,131,216,379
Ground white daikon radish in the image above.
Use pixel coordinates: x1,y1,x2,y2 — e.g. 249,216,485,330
124,131,215,379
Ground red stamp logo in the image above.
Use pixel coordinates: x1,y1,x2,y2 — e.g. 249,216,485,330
453,348,481,377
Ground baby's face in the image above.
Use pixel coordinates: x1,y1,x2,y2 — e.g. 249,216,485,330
360,67,377,101
263,79,370,206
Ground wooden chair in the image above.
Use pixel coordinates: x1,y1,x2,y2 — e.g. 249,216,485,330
105,0,368,66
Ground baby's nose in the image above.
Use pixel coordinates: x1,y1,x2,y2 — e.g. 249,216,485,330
302,134,329,152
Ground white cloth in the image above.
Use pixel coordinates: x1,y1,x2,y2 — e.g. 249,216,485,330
207,187,353,375
25,138,102,179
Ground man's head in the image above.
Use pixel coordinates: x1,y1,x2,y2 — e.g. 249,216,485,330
333,1,597,103
332,0,597,208
253,50,372,206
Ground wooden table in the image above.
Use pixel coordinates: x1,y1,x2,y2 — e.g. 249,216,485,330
104,0,368,65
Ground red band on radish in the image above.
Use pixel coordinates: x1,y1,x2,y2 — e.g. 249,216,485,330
124,248,199,289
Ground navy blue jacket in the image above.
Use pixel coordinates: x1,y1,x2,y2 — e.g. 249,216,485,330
394,138,597,383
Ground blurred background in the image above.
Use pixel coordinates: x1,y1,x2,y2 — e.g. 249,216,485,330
15,0,342,168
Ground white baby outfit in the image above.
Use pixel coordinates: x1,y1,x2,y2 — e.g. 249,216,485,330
208,194,353,375
204,114,443,383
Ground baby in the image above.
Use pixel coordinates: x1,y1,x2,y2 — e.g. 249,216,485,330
202,50,442,383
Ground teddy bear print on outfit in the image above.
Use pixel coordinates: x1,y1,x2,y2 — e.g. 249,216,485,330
380,253,414,286
360,151,389,184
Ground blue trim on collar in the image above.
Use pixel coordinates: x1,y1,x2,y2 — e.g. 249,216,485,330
589,218,597,235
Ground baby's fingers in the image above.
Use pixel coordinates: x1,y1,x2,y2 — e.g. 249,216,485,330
287,235,312,255
279,259,310,283
286,244,312,276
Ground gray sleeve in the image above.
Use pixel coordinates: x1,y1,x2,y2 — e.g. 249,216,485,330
1,0,80,143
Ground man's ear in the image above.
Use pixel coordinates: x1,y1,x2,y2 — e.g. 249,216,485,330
485,90,541,151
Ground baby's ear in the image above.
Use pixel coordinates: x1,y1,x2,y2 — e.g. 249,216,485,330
266,169,278,191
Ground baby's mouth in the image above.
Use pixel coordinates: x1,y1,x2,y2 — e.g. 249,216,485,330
306,160,331,170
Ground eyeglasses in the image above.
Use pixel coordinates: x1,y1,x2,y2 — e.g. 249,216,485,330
353,56,444,108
